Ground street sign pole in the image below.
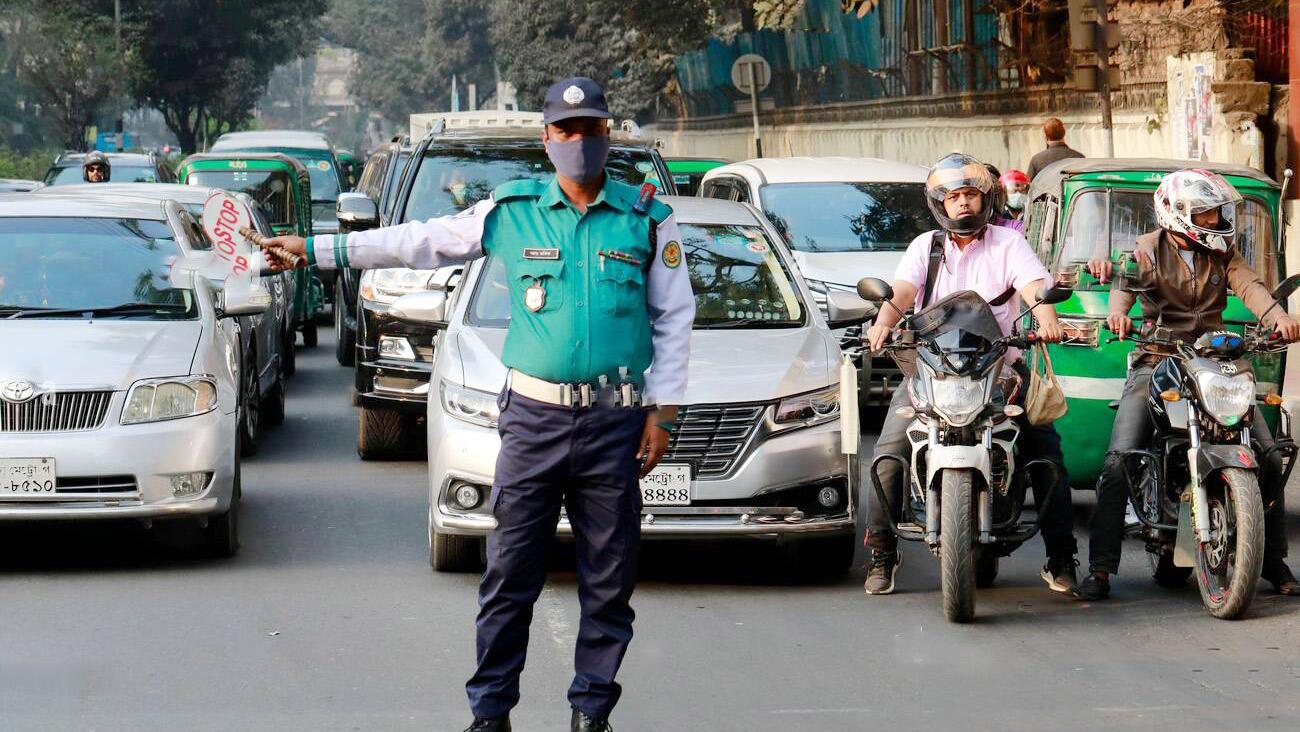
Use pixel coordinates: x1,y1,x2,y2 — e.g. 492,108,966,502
748,62,763,158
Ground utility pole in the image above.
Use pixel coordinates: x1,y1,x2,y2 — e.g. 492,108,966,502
1069,0,1121,157
1289,0,1300,198
114,0,123,151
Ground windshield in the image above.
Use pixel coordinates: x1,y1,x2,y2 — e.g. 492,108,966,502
220,147,340,202
46,165,159,185
1058,189,1278,287
760,182,931,253
401,146,663,222
187,170,297,228
468,222,804,329
0,217,196,319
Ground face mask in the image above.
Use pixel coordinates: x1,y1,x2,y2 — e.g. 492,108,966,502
545,136,610,184
1006,192,1028,211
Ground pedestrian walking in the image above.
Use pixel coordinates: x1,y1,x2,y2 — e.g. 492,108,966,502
258,77,696,732
1026,118,1085,180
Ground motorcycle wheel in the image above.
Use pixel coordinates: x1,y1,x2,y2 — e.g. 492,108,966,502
1148,550,1192,588
1193,468,1264,620
940,468,977,623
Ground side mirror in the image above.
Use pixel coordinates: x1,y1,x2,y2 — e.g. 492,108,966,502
1036,282,1073,305
1272,274,1300,302
388,290,449,327
856,277,894,302
218,280,272,317
825,290,878,330
337,192,379,231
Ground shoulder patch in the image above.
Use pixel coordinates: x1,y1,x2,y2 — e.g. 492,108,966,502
661,240,682,269
493,179,546,202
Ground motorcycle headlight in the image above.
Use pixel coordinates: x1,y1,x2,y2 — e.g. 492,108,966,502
1194,371,1254,426
122,376,218,425
773,385,840,427
929,374,988,427
360,268,437,305
440,380,500,428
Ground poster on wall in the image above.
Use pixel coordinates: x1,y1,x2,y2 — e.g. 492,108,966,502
1171,63,1214,161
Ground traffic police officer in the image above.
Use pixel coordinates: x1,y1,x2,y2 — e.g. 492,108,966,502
260,77,695,732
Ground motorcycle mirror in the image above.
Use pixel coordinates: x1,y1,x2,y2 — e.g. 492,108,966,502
856,277,893,302
1036,282,1073,305
1271,274,1300,302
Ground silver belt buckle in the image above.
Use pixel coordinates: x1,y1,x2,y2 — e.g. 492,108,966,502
579,383,593,408
559,383,574,408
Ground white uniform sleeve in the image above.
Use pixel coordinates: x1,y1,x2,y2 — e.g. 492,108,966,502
310,198,495,270
643,214,696,406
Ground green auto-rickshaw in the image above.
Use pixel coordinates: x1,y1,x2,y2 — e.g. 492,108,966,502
1020,158,1286,486
177,152,327,348
336,149,361,191
665,156,728,197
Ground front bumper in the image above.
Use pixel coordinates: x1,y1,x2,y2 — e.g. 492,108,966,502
427,410,853,539
354,298,435,413
0,404,237,520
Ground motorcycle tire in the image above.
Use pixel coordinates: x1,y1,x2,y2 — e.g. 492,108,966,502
1148,550,1192,588
1194,468,1264,620
940,468,977,623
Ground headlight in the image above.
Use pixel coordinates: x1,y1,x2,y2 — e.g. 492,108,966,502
774,385,840,426
1194,371,1254,426
440,380,500,428
929,374,987,427
360,268,437,305
121,376,218,425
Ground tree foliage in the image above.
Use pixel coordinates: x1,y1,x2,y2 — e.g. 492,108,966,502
124,0,329,153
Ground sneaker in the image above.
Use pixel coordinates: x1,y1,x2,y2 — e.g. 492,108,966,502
1261,558,1299,596
863,550,901,595
1071,572,1111,601
1040,555,1079,594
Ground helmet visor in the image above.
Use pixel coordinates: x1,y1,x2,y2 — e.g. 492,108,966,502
926,158,994,202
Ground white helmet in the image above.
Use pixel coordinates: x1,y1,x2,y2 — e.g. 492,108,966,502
1153,169,1242,253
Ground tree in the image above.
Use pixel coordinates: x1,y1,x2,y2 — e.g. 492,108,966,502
328,0,436,124
0,1,123,150
124,0,328,153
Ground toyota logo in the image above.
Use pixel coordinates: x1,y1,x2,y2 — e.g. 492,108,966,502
0,379,35,403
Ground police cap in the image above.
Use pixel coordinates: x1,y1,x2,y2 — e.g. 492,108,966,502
542,77,611,125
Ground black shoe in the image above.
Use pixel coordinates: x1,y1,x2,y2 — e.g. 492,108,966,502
1040,555,1079,594
1262,558,1299,596
463,717,510,732
1071,572,1110,601
571,709,612,732
863,550,901,595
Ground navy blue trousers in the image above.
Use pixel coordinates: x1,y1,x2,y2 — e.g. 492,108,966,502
466,391,645,720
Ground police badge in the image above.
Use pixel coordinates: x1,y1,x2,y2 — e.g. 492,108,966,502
525,280,547,312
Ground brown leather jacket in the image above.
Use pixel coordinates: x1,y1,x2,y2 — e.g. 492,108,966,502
1110,230,1280,356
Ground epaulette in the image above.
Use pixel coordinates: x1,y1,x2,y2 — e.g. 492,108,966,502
645,196,672,226
493,179,546,201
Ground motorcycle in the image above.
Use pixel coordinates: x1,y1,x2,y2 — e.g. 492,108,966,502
1105,274,1299,619
857,280,1072,622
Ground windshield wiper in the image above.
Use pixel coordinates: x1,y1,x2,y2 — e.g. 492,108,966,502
695,320,794,329
7,302,190,319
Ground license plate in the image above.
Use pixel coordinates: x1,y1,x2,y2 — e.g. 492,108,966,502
0,458,57,497
640,464,691,506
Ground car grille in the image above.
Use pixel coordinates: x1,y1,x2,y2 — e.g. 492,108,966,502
0,391,113,433
664,404,765,479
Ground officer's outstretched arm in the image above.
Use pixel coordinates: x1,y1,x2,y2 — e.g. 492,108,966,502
644,215,695,407
306,198,496,271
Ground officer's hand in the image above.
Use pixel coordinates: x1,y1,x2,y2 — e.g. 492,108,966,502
1086,257,1112,284
865,322,893,352
260,235,308,271
1275,315,1300,343
1106,313,1132,339
637,413,670,478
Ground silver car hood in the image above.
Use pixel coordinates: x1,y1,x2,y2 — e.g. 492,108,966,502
791,250,905,290
453,325,835,404
0,320,202,389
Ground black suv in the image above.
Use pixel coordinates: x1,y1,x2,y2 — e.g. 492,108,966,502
333,136,413,366
336,123,674,459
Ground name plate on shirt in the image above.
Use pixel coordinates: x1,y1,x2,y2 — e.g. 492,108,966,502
523,248,560,260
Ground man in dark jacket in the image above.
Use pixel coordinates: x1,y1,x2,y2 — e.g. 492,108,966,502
1026,118,1084,180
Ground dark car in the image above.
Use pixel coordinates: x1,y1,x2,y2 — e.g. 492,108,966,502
337,122,674,459
331,136,414,367
43,152,176,186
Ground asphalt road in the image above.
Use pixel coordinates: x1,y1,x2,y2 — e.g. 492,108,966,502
2,324,1299,731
